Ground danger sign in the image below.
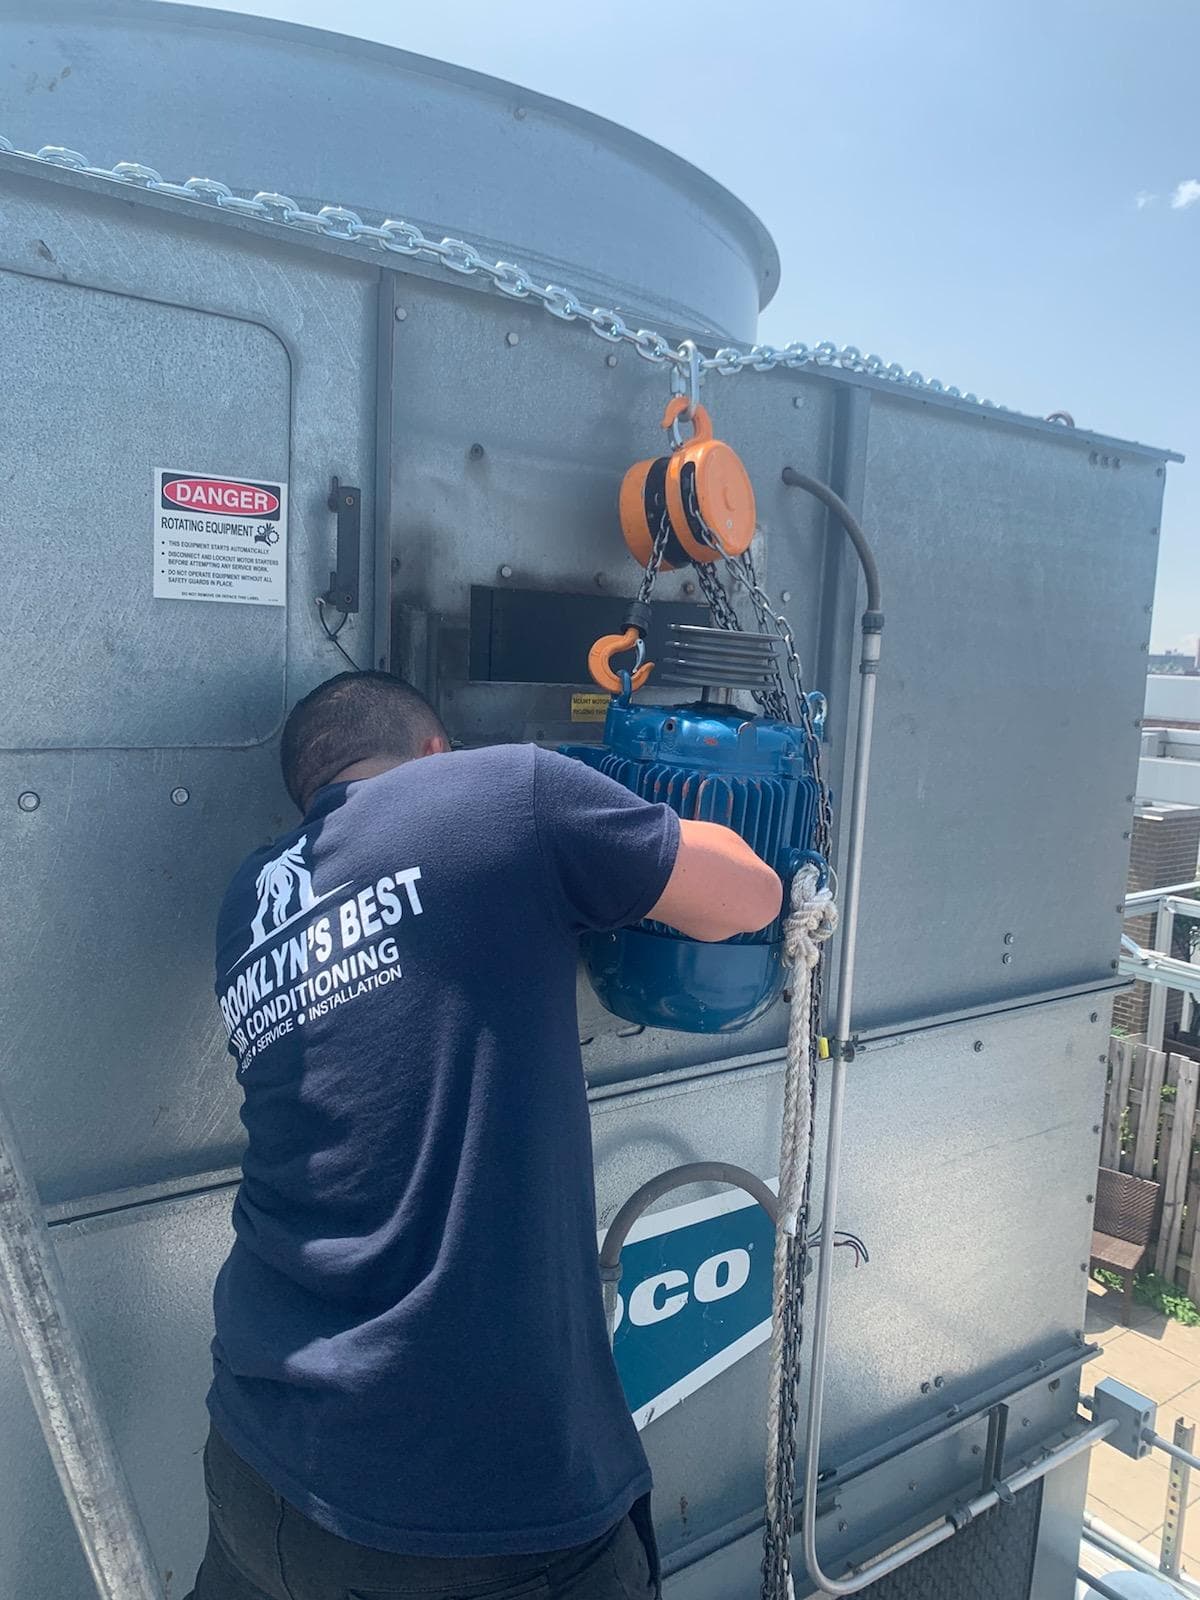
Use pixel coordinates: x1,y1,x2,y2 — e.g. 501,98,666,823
154,467,288,607
161,475,282,518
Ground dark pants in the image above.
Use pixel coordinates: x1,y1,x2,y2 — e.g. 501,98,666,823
186,1426,660,1600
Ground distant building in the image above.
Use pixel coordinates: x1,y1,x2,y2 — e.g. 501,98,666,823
1147,644,1200,676
1145,674,1200,733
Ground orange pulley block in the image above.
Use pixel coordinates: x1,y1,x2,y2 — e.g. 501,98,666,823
590,382,756,695
618,398,757,570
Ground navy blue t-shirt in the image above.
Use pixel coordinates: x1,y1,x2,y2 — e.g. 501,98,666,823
210,743,680,1556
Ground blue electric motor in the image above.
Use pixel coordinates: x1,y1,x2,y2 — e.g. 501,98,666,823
562,625,825,1034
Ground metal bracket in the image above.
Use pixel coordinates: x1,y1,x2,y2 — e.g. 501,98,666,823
322,476,361,614
1093,1377,1156,1460
1161,1416,1195,1578
980,1402,1009,1494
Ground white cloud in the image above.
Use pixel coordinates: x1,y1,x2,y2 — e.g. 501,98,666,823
1170,178,1200,210
1136,191,1156,209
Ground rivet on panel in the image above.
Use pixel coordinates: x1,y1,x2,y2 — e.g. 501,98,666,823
933,1376,945,1389
1090,1011,1099,1023
505,332,519,347
594,573,606,587
17,791,39,812
838,1520,848,1534
606,354,618,368
1110,959,1119,971
469,443,485,462
1003,932,1015,945
1002,953,1013,964
908,1482,918,1493
973,1040,984,1053
394,306,408,322
514,105,528,120
682,581,696,596
1087,1194,1095,1204
170,787,190,806
781,590,792,603
1093,1124,1102,1134
792,396,805,409
499,564,513,580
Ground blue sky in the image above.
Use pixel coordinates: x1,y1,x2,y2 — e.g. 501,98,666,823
171,0,1198,651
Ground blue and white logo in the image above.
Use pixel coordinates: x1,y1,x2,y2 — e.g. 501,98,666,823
605,1188,777,1431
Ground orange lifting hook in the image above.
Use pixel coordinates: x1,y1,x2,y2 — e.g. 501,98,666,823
588,626,653,695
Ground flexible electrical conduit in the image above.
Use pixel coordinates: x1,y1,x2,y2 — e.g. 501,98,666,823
598,1162,778,1341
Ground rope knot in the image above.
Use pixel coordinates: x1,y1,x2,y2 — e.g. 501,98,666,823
782,864,838,972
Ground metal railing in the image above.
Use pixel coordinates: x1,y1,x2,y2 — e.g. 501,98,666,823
1120,878,1200,1051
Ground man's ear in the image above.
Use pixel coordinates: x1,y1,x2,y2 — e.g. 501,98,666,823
422,733,451,757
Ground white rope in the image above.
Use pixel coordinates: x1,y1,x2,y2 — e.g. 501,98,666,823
764,864,838,1598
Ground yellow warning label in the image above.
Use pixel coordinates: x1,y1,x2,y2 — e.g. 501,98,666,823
570,692,610,723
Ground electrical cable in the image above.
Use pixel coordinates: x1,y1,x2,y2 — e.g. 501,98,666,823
315,597,361,671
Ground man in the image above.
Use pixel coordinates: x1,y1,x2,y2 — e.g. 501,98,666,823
188,670,782,1600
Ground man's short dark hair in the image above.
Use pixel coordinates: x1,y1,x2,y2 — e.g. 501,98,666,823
281,671,448,811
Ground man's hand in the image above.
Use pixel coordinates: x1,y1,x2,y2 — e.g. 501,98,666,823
648,819,783,942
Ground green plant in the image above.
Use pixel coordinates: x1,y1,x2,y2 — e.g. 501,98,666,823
1094,1267,1200,1326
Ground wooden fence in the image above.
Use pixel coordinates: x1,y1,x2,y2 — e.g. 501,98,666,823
1102,1037,1200,1295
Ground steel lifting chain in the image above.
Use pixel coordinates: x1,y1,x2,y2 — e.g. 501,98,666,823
636,486,675,610
0,135,1010,413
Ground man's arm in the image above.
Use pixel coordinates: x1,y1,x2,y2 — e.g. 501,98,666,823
648,819,783,943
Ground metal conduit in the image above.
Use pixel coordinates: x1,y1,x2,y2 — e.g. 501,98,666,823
781,469,889,1596
0,1084,163,1599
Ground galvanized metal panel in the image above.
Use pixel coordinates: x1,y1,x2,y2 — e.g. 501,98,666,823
852,394,1163,1031
0,1188,231,1600
0,175,379,1201
0,0,776,343
592,994,1107,1563
0,269,289,748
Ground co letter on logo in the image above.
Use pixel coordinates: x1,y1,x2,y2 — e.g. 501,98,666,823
612,1247,752,1332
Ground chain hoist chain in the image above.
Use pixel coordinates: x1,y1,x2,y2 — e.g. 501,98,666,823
721,546,833,860
635,489,675,609
0,134,1009,412
681,475,789,720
